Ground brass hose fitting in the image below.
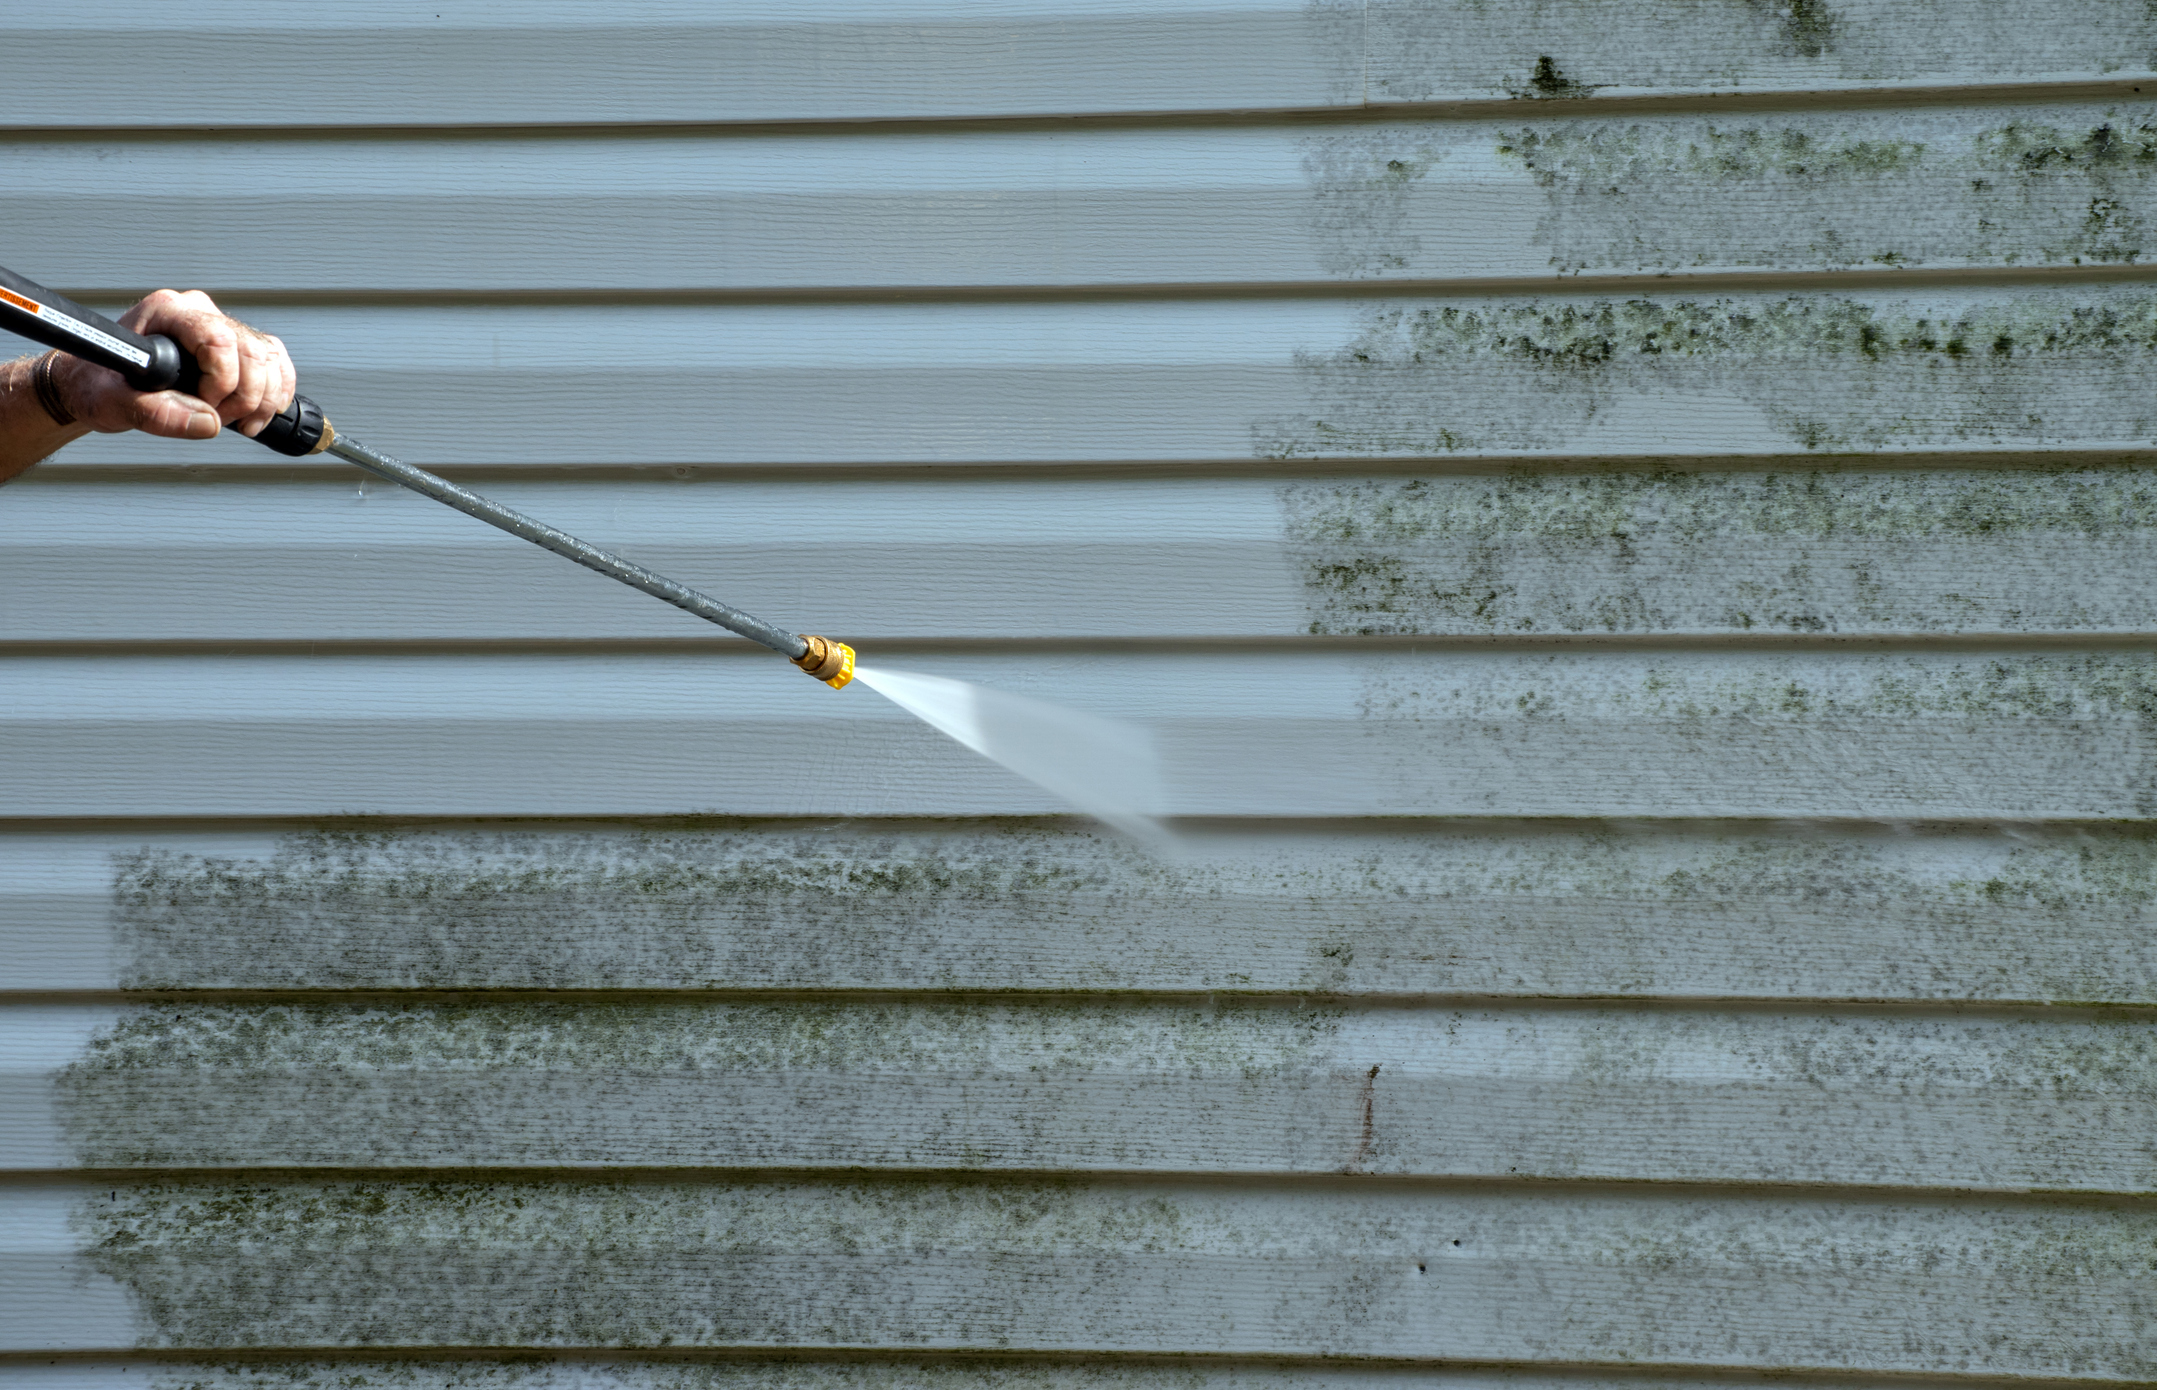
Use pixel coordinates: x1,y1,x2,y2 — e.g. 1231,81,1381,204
793,634,857,690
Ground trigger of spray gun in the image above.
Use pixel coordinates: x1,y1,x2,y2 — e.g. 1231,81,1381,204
793,635,857,690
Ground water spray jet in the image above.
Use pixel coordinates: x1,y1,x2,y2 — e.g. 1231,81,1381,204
0,264,1169,840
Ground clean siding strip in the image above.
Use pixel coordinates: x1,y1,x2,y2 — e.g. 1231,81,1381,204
7,822,2149,1001
1,649,2155,819
0,1179,2147,1374
15,103,2157,291
1,4,1352,128
35,290,2157,468
4,1000,2151,1191
7,467,2157,640
10,1,2157,127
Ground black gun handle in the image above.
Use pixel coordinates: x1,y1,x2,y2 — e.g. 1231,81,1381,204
0,262,328,457
169,354,331,457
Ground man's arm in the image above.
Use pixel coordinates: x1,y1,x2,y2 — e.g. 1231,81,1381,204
0,354,92,482
0,288,298,484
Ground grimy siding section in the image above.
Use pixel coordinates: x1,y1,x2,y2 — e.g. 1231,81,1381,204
2,2,2154,1386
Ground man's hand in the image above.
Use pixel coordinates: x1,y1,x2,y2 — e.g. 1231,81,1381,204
52,289,298,440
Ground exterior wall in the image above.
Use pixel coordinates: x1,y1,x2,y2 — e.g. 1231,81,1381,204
2,2,2153,1384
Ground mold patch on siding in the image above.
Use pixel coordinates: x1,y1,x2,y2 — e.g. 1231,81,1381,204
1358,650,2157,724
1496,113,2157,274
1519,56,1593,99
1251,294,2157,458
1302,131,1456,277
42,998,2157,1186
1753,0,1839,59
1297,108,2157,283
51,999,1351,1170
63,1179,1197,1351
1349,650,2157,817
1364,1,2157,104
1280,467,2157,635
107,826,1172,993
60,1180,2157,1371
122,1362,1247,1390
99,823,2157,1001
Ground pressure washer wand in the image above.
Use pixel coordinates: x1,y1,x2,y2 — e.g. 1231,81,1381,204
0,264,855,689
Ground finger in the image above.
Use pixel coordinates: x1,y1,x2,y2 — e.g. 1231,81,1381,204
233,332,299,438
114,288,183,334
182,313,241,411
124,290,238,408
267,335,297,412
127,390,221,441
223,333,273,432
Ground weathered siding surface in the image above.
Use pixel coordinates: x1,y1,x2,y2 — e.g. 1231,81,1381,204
19,103,2157,291
2,3,2153,1387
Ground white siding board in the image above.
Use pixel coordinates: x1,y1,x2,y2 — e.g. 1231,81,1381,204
12,2,2157,129
6,467,2157,640
35,290,2157,469
9,824,2152,1002
1,1179,2147,1373
2,650,2153,819
3,3,1352,129
0,1371,2078,1390
11,1000,2153,1191
17,103,2157,291
0,1370,2061,1390
4,5,2151,1383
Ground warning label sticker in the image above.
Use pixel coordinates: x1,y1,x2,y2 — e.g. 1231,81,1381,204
0,286,152,370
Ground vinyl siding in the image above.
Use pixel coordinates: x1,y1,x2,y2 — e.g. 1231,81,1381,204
1,3,2151,1387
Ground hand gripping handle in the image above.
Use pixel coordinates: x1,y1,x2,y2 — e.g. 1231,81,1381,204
0,263,328,457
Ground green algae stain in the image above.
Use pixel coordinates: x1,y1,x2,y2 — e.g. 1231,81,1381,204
1758,0,1838,57
1281,467,2157,635
1522,54,1592,98
93,821,2157,1006
52,998,1348,1168
1301,129,1459,277
1252,293,2157,458
1503,124,1924,185
1490,112,2157,273
65,1178,1212,1351
107,825,1192,993
1303,108,2157,279
136,1363,1226,1390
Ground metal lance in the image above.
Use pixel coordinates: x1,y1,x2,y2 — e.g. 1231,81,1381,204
0,262,854,689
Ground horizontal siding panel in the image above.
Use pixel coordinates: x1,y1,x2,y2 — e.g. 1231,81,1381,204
17,103,2157,290
8,823,2149,1001
2,3,1351,128
2,1179,2147,1372
2,649,2153,819
7,466,2157,640
4,1000,2150,1190
8,1371,2097,1390
11,2,2157,129
0,1370,2062,1390
0,1364,2070,1390
36,290,2157,469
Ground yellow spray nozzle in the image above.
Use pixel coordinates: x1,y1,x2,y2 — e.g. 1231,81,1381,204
793,634,857,690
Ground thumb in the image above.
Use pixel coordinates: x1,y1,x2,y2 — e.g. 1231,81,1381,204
129,390,222,440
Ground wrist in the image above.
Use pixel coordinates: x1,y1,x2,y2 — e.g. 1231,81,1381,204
31,351,77,426
0,353,95,483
